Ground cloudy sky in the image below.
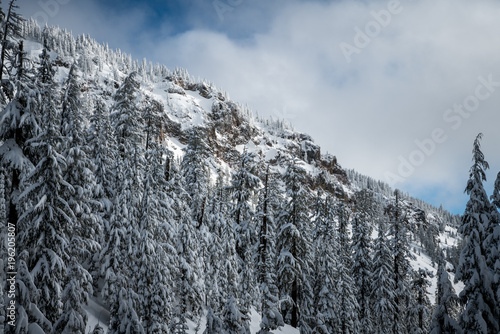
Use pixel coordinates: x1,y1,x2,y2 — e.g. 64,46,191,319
19,0,500,214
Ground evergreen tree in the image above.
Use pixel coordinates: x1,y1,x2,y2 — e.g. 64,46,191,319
112,287,145,334
142,96,166,150
311,194,338,334
256,166,284,334
88,97,116,212
430,258,461,334
6,250,52,334
335,198,360,334
174,207,204,330
214,177,250,334
387,190,414,334
408,268,432,334
0,36,39,287
486,171,500,319
110,71,145,195
170,162,205,319
204,172,228,314
276,160,313,331
371,222,396,334
61,64,101,264
52,257,92,334
231,148,260,313
204,307,224,334
491,172,500,209
88,98,116,287
181,128,210,227
455,133,499,333
0,0,24,83
352,189,376,334
17,46,72,325
222,296,250,334
311,313,329,334
134,163,170,333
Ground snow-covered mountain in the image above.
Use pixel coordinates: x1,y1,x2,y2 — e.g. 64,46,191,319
0,19,471,334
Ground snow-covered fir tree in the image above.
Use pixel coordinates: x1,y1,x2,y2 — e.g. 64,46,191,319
173,211,200,333
87,97,116,210
222,296,250,334
6,250,52,334
335,198,360,334
408,268,432,334
181,128,211,227
60,63,101,267
351,189,376,334
100,166,136,333
205,171,230,315
0,31,39,260
204,307,224,334
0,0,24,84
170,159,206,319
17,46,72,325
134,159,171,333
486,171,500,320
256,166,284,334
371,222,396,334
430,258,461,334
88,98,116,286
52,256,92,334
231,148,260,314
277,159,313,332
387,190,414,334
220,185,250,334
455,133,499,333
111,71,145,195
311,194,338,334
114,287,145,334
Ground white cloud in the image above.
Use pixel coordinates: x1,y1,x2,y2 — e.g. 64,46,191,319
147,0,500,212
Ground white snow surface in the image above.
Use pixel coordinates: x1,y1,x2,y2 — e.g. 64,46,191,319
85,297,110,333
186,308,300,334
84,303,299,334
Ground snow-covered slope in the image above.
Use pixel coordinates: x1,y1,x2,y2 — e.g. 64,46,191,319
15,22,464,332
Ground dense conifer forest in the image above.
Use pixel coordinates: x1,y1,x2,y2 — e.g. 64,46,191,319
0,2,499,333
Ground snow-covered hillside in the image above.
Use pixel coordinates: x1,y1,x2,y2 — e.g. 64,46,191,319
0,18,478,334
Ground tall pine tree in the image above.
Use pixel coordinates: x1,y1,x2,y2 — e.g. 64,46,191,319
430,258,461,334
18,45,72,325
256,166,284,334
352,189,376,334
276,160,313,331
311,194,338,334
231,148,260,314
455,133,499,333
371,222,396,334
